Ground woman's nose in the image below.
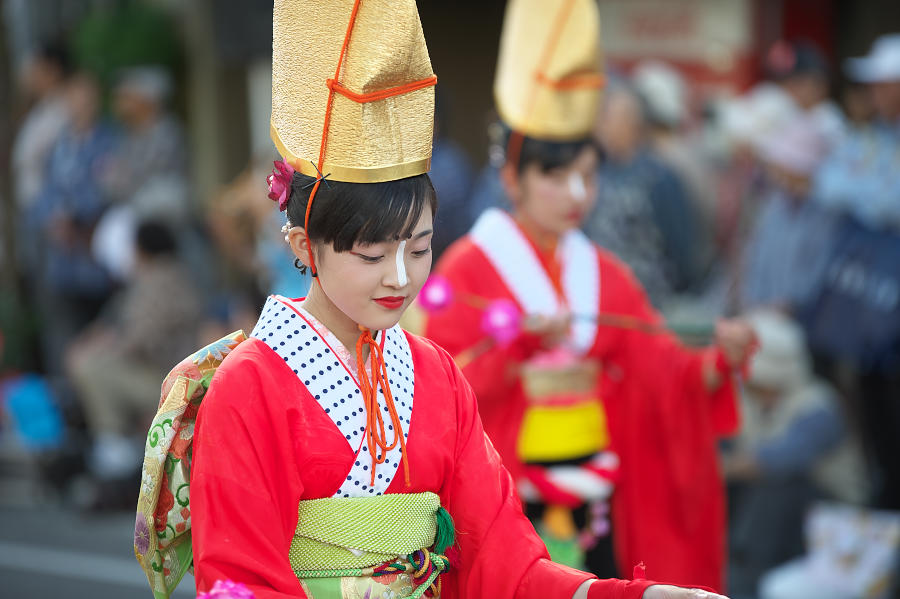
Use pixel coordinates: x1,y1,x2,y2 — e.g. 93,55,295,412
383,240,408,287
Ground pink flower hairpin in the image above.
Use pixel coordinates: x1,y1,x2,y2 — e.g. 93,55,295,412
266,160,295,211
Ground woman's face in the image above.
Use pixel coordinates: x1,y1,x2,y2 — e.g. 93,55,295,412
312,204,434,332
504,145,598,237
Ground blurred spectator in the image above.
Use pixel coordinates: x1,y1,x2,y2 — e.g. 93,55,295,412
840,82,876,130
206,162,308,318
66,220,201,493
11,42,72,277
12,41,72,212
32,72,118,378
584,84,701,307
429,91,475,260
92,66,188,281
724,310,867,598
739,118,838,313
805,35,900,512
814,34,900,231
633,61,718,275
716,84,793,264
765,40,846,148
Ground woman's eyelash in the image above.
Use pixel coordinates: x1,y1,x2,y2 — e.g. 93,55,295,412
356,253,383,262
412,248,431,257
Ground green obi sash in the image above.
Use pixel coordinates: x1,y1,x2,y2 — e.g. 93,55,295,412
290,492,454,599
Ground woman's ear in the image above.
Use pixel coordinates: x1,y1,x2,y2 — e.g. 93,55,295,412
499,162,521,206
288,227,313,268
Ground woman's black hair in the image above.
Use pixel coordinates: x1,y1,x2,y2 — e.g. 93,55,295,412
136,220,177,256
286,172,438,253
500,124,602,175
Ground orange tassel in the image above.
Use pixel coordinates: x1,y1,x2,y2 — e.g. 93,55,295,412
356,326,410,487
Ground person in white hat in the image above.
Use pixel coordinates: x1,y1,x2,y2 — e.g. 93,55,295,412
813,34,900,231
723,310,867,597
739,117,839,313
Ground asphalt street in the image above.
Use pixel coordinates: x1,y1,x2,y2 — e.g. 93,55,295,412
0,448,194,599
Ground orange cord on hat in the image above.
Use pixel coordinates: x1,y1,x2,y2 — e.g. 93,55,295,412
328,74,437,104
535,70,605,90
303,0,435,486
303,0,437,279
356,326,411,486
303,0,364,279
505,0,604,171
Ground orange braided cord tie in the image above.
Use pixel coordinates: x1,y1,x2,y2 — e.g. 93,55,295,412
303,0,419,485
327,75,437,104
356,326,411,486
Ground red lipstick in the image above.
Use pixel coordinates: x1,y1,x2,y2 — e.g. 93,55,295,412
374,296,406,310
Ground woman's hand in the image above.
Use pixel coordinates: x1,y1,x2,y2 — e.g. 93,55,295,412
522,312,571,348
643,585,729,599
714,318,757,371
703,318,758,391
574,581,730,599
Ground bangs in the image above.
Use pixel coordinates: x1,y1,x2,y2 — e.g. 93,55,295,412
517,136,598,174
287,173,437,253
499,123,599,174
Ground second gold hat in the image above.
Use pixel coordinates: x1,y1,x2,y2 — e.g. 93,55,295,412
495,0,604,142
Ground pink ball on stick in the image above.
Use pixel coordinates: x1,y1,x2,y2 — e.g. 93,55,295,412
481,299,523,346
418,274,454,313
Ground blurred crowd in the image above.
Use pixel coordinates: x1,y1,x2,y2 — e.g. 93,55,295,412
2,11,900,599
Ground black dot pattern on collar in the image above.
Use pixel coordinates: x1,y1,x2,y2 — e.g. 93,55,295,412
250,296,415,497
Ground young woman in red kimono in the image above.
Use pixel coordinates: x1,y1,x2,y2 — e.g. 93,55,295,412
145,1,729,598
418,0,755,591
424,132,755,591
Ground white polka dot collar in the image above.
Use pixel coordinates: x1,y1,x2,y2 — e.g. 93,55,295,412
250,295,414,497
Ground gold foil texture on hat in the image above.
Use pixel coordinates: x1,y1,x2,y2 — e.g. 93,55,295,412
271,0,435,183
495,0,603,141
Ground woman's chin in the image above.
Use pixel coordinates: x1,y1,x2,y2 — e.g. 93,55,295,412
356,305,405,332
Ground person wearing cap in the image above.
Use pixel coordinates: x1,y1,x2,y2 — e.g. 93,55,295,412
814,34,900,231
764,40,846,150
134,2,728,599
424,0,755,592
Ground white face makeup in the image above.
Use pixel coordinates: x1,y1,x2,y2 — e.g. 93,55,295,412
568,171,587,203
395,239,409,287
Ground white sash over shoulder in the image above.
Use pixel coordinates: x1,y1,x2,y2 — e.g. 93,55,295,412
469,208,599,355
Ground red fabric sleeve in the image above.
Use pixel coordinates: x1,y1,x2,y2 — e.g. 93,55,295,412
596,251,738,436
585,578,655,599
191,342,308,598
594,252,735,590
427,342,594,599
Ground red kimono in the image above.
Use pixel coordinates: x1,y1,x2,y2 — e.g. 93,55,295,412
424,209,738,590
191,295,652,598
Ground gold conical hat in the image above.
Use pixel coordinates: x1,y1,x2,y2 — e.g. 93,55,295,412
495,0,604,141
271,0,435,183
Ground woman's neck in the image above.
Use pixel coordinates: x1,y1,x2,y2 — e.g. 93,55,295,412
301,283,370,362
513,212,559,254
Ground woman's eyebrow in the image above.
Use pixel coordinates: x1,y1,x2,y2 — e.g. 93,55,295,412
410,228,434,240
